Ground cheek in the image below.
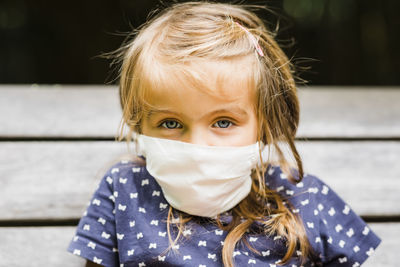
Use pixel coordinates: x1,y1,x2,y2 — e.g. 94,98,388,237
217,120,258,146
223,130,257,146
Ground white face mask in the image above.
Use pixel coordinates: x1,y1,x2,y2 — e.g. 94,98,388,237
136,134,263,218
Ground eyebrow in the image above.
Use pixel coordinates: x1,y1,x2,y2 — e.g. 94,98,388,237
146,109,182,118
146,107,249,119
206,108,249,118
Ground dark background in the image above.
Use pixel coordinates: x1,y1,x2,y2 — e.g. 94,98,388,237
1,0,399,85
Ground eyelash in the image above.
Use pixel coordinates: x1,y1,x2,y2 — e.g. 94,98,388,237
212,119,234,129
159,120,183,129
158,119,236,130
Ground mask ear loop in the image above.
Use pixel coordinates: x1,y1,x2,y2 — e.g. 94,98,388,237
235,22,265,57
132,132,141,157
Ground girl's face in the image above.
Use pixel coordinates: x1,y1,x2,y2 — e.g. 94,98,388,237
141,63,258,147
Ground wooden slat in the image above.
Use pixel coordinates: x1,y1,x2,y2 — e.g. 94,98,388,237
297,87,400,138
0,85,121,138
1,85,399,138
1,141,398,220
0,141,127,220
0,223,396,266
298,141,400,216
0,226,85,266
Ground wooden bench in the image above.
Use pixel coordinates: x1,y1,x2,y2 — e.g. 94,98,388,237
0,85,399,266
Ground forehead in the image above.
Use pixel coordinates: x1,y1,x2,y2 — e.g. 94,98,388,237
143,58,256,104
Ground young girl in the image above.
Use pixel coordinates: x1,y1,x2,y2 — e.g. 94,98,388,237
68,2,381,266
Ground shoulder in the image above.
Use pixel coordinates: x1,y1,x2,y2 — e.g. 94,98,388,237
265,164,326,203
265,165,335,225
66,160,147,266
265,164,355,224
67,158,161,266
96,159,165,209
98,159,151,190
102,159,145,181
104,159,167,221
265,165,381,266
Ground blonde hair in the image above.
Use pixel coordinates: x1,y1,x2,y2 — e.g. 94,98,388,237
111,1,311,265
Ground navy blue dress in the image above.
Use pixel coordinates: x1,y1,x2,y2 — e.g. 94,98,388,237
67,160,381,266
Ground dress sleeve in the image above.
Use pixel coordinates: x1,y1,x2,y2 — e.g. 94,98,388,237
67,165,120,267
310,176,381,266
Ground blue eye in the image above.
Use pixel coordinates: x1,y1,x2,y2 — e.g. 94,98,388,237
213,120,233,128
160,120,182,129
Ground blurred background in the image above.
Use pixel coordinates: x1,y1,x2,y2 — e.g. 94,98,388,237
1,0,399,85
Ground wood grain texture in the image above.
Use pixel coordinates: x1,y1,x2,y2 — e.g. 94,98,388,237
0,226,85,267
0,223,396,266
1,85,399,138
0,141,398,220
0,141,128,220
297,87,400,138
298,141,400,216
0,85,121,138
